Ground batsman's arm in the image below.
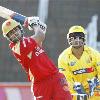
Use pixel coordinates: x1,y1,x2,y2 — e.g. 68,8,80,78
28,17,47,46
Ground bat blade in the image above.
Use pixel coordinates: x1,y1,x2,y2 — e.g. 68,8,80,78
0,6,14,19
0,6,27,25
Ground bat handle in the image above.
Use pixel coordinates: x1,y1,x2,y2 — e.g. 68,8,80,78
11,13,28,26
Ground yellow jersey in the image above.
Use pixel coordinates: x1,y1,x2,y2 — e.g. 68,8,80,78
58,45,100,94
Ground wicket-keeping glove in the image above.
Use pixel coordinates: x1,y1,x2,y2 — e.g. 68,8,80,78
87,77,100,96
73,82,86,94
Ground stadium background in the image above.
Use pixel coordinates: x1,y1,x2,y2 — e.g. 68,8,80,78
0,0,100,99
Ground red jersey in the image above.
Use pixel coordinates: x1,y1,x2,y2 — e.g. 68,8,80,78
9,37,58,82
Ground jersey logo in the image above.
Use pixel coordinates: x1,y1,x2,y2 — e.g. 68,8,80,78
69,61,76,66
73,67,94,75
35,46,44,56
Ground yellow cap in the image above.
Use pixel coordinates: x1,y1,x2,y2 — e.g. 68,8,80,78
68,25,86,34
2,19,20,37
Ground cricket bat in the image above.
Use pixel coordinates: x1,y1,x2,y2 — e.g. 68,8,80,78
0,6,27,26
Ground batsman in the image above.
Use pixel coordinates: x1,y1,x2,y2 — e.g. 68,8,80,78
58,25,100,100
1,17,72,100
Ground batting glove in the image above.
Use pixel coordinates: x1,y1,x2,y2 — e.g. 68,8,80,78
27,16,39,30
38,20,47,34
27,16,47,34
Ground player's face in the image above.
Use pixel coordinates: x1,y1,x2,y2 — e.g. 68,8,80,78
6,26,23,43
68,32,85,48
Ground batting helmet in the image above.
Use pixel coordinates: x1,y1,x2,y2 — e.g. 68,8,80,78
67,25,86,39
2,19,21,37
67,25,86,47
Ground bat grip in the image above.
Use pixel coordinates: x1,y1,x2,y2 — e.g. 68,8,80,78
11,13,27,25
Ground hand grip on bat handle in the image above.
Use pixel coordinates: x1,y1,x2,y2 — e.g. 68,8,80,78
11,13,39,28
11,13,47,32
